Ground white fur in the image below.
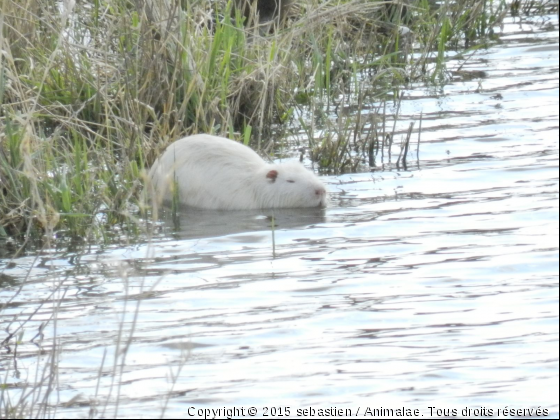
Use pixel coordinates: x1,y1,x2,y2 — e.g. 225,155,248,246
148,134,327,210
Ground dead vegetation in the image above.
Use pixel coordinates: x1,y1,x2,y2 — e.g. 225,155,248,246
0,0,515,242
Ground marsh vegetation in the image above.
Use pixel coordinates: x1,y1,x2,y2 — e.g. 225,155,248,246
0,0,540,244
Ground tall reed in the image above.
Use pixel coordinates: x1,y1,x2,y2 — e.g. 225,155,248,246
0,0,511,242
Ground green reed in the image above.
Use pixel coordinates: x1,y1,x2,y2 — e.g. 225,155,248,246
0,0,517,243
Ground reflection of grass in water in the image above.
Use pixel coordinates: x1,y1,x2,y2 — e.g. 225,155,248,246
1,251,65,418
0,255,178,418
0,0,519,243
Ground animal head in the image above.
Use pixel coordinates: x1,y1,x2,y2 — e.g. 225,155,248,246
259,161,327,208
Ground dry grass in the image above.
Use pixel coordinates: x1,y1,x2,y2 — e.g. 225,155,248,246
0,0,510,244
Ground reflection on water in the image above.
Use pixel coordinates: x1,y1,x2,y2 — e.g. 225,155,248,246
160,207,327,241
1,14,558,418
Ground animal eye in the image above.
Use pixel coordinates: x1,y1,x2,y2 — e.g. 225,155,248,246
287,180,295,183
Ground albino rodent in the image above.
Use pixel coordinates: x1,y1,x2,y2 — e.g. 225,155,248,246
148,134,327,210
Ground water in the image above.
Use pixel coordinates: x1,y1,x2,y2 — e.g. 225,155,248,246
1,14,558,419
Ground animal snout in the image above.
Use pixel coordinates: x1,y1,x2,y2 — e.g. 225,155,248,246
315,187,326,197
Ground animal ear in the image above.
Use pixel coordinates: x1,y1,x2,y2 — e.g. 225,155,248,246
266,170,278,182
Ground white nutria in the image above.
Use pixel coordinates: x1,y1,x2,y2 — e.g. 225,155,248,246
148,134,327,210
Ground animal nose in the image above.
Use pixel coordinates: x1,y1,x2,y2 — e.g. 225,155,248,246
316,187,326,197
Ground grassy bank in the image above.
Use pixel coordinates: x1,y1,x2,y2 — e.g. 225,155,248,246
0,0,512,244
